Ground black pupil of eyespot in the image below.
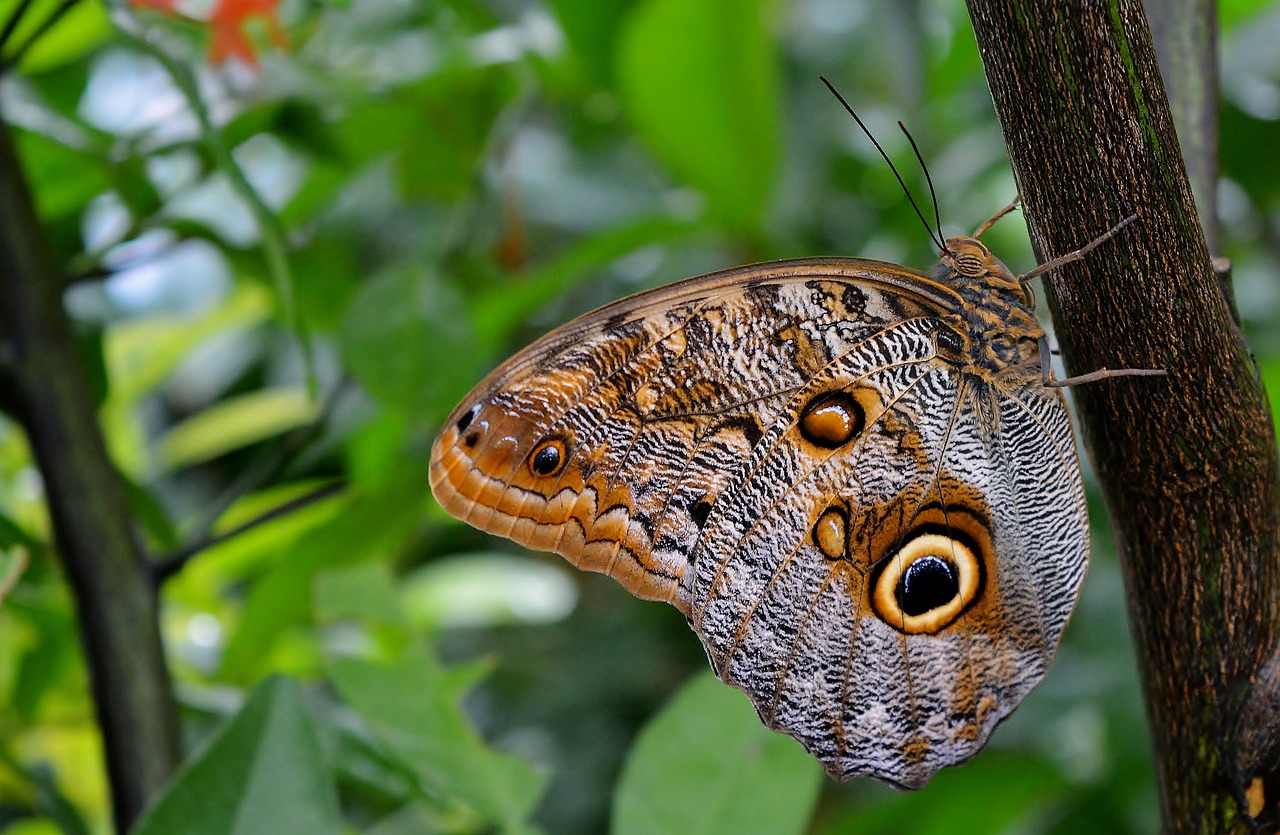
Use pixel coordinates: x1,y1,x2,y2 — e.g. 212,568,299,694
532,444,561,475
896,556,959,616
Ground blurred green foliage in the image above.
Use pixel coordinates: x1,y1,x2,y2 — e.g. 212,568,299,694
0,0,1277,833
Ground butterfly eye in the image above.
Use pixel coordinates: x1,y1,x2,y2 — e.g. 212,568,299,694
799,392,865,448
871,532,983,634
528,438,568,477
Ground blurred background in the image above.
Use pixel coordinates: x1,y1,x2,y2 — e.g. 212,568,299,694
0,0,1278,832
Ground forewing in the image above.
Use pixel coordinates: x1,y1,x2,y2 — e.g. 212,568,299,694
429,258,951,611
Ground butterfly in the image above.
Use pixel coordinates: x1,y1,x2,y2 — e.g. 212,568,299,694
428,86,1161,788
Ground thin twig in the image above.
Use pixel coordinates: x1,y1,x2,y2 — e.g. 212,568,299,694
1,0,82,72
176,380,347,555
151,480,346,584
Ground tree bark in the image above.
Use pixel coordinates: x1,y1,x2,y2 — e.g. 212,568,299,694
1144,0,1220,253
966,1,1280,831
0,115,181,829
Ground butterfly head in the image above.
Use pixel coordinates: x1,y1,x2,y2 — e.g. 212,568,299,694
940,237,1013,283
936,236,1033,306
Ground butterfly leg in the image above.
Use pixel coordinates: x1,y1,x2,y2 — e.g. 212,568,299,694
1038,334,1167,387
972,195,1022,238
1020,214,1139,283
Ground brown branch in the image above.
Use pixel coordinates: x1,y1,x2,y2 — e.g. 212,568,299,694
1144,0,1220,254
968,1,1280,830
0,112,180,828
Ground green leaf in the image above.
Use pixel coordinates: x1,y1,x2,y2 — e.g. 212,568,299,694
0,515,43,551
314,562,404,629
339,265,478,420
613,670,822,835
329,645,547,835
157,388,320,470
473,215,699,345
616,0,782,232
103,284,272,476
130,676,341,835
546,0,635,83
812,753,1065,835
13,0,112,74
217,467,423,682
14,129,109,226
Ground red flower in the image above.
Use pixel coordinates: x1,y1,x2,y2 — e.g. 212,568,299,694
130,0,288,67
208,0,288,67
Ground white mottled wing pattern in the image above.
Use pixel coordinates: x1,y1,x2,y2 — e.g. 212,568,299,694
430,255,1088,787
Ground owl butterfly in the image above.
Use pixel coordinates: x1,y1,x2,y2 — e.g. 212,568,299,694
430,90,1160,788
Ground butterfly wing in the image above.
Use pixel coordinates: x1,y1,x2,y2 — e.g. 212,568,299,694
690,359,1087,787
430,258,954,609
429,257,1087,786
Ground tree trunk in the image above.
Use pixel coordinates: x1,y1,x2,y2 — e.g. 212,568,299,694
0,115,182,830
965,1,1280,831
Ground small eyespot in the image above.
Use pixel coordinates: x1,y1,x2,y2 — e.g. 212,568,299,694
455,404,479,433
813,504,848,561
529,438,568,477
463,432,480,449
798,392,865,448
871,532,983,634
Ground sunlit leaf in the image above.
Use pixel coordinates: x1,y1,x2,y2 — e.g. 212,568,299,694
103,284,272,476
399,553,578,629
613,670,822,835
14,0,112,73
616,0,782,232
130,676,341,835
157,387,318,470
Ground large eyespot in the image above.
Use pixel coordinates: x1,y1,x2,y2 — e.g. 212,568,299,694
528,437,568,477
871,532,982,634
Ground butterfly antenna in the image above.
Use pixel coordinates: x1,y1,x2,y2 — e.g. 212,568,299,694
898,121,946,251
820,76,947,253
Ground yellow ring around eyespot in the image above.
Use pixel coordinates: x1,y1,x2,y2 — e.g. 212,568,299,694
872,533,981,635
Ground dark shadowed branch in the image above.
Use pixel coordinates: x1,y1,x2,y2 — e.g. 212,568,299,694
967,1,1279,831
0,111,181,830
